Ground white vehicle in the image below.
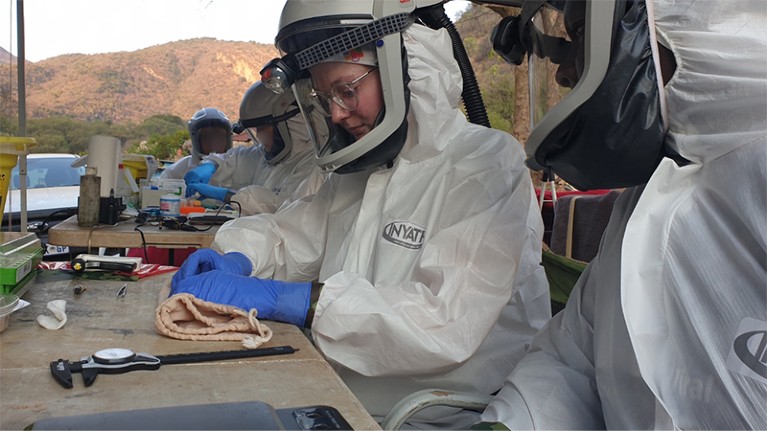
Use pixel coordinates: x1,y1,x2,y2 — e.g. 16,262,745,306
3,153,84,258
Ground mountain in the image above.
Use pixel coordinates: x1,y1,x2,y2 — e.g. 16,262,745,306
0,8,526,133
0,46,15,64
0,38,277,124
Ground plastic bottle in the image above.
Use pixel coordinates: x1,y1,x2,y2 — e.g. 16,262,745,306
116,163,139,209
160,194,181,217
78,166,101,227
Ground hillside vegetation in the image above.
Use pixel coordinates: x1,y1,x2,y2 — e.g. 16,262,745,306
1,38,277,124
0,5,534,160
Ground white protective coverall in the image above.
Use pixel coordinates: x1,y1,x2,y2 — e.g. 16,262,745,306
160,154,198,180
203,116,325,215
213,25,552,426
482,1,767,428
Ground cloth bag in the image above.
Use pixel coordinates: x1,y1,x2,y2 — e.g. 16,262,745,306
155,293,272,348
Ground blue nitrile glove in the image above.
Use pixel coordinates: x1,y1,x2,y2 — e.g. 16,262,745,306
185,182,233,201
183,162,217,185
172,249,252,284
170,270,312,327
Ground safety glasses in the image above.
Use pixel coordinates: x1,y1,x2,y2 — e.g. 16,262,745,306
309,67,378,116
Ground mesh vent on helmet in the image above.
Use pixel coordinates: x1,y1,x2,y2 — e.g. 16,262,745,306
295,13,413,70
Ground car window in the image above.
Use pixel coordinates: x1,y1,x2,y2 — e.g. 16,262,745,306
10,157,85,189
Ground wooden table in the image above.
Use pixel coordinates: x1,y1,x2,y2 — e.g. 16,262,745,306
47,215,220,250
0,271,379,430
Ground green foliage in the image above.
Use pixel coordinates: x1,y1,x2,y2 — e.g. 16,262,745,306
132,115,187,139
0,116,17,136
463,36,477,54
456,4,520,135
483,73,516,121
487,110,512,134
26,116,118,153
3,114,188,160
128,129,190,161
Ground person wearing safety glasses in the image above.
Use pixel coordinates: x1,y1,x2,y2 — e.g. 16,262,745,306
181,81,325,216
170,1,552,428
161,107,232,180
475,0,766,428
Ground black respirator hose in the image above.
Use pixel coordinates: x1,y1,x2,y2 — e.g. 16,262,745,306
415,4,490,128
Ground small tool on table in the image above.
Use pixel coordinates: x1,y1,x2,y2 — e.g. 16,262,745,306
50,346,297,388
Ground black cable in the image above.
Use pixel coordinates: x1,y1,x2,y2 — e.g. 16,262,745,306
40,208,78,233
415,4,490,127
134,224,149,262
34,208,78,256
160,216,212,232
212,200,241,218
228,200,242,218
214,203,225,217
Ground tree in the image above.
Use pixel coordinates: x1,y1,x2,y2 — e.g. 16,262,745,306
133,114,186,139
128,129,189,161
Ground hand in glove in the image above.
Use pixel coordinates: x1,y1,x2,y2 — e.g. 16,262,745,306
185,182,233,201
170,270,312,327
172,249,252,284
183,162,217,185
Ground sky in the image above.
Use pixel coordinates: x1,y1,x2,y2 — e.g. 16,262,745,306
1,0,470,62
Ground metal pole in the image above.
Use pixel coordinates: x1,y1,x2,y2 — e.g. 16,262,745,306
16,0,28,232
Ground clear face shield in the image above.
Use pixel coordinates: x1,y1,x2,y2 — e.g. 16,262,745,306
244,127,259,145
263,12,413,174
239,108,298,164
292,78,335,160
493,0,668,190
291,53,381,161
526,4,582,128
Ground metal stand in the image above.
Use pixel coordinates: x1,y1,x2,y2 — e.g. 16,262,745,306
538,167,558,209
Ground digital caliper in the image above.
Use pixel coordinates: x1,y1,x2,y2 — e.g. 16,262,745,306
50,346,297,388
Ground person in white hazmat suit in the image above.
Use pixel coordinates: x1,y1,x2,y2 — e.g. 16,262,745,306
182,81,325,216
476,0,766,428
160,107,233,179
169,0,552,427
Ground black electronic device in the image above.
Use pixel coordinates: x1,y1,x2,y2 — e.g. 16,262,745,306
135,207,161,224
50,346,296,388
187,214,235,225
98,195,125,225
29,401,352,430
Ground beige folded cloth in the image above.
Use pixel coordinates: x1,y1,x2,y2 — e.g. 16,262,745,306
37,300,68,330
155,293,272,349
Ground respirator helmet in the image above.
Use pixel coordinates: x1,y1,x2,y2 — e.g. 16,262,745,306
235,81,301,165
261,1,448,174
188,107,233,161
491,0,668,189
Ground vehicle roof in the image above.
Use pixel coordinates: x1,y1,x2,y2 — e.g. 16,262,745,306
24,153,79,159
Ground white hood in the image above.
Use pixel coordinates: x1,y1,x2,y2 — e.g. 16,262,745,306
654,0,767,163
622,0,766,426
283,114,315,164
399,24,465,162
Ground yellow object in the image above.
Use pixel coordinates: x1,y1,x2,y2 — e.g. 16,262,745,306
122,154,158,182
0,137,36,222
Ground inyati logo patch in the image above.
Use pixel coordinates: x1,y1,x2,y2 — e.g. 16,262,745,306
382,221,426,250
726,318,767,383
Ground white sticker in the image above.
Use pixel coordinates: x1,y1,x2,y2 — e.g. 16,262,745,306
16,259,31,283
726,317,767,384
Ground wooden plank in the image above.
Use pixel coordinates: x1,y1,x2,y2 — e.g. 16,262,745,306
1,271,380,430
0,360,380,430
47,215,219,249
